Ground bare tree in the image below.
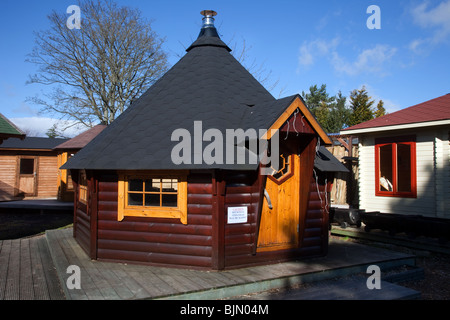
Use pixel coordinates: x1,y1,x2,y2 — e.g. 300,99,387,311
27,0,169,129
231,38,285,98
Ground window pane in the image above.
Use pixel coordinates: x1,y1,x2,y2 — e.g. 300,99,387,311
128,193,143,206
397,144,411,192
162,194,177,207
273,154,290,180
20,159,34,174
145,193,160,207
129,179,143,192
379,145,393,191
145,179,160,192
162,178,178,192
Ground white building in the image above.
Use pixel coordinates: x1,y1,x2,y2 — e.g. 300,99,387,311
342,94,450,219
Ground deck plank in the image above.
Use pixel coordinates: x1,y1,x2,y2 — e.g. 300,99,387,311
46,229,89,300
4,239,20,300
19,238,34,300
105,263,153,299
35,236,65,300
0,240,12,300
29,237,51,300
62,232,113,300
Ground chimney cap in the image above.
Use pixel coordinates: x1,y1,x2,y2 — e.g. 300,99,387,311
187,10,231,52
200,10,217,17
200,10,217,29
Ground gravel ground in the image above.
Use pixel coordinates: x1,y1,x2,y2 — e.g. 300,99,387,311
401,252,450,300
334,235,450,300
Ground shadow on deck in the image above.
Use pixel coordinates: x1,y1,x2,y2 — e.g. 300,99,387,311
41,228,419,300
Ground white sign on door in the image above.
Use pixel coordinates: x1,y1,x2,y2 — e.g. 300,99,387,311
227,206,248,224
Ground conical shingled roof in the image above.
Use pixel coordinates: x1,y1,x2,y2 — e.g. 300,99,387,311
63,11,299,171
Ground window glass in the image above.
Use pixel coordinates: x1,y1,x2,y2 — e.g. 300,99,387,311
162,178,177,192
128,193,143,206
145,179,160,192
397,144,411,192
162,194,177,207
129,179,143,192
118,172,188,224
272,154,290,180
79,171,88,203
127,177,179,208
379,145,393,191
20,158,34,175
375,136,416,198
145,193,160,207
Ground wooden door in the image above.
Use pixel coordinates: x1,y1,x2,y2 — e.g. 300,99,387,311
17,157,37,196
257,153,300,252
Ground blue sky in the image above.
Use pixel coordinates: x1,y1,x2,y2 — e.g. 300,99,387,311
1,0,449,136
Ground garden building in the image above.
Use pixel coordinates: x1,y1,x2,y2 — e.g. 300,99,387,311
342,93,450,219
62,11,346,269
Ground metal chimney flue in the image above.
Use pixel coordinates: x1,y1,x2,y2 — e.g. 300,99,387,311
201,10,217,28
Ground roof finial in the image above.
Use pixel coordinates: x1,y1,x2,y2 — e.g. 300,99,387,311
201,10,217,28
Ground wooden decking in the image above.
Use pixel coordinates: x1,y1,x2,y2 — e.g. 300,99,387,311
1,227,418,300
0,235,65,300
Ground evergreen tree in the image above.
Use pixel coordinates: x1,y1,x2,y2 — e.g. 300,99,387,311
301,84,335,116
374,100,387,118
302,85,350,133
348,86,375,126
327,91,350,133
46,123,67,139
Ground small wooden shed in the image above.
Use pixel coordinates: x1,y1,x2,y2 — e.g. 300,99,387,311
63,11,346,270
0,113,26,144
54,125,106,202
342,93,450,219
0,137,68,201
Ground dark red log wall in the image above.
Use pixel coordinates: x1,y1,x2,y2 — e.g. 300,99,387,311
94,172,214,269
72,168,330,270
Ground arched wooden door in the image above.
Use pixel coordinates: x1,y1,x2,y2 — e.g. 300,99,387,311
257,152,300,252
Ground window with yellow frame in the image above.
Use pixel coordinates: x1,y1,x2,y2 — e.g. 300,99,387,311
118,171,188,224
79,170,88,204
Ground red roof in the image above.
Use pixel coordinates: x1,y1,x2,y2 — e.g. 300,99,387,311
342,93,450,132
54,124,106,150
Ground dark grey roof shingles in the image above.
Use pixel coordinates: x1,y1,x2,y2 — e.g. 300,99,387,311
0,137,68,150
63,32,281,170
63,24,333,171
314,146,349,173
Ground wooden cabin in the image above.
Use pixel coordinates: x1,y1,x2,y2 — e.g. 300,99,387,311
0,113,25,144
54,125,106,202
342,93,450,219
0,137,68,201
62,11,346,270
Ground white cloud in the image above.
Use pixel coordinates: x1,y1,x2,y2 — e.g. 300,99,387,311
360,84,402,114
410,0,450,51
332,45,397,76
10,117,87,138
298,38,397,77
298,38,340,68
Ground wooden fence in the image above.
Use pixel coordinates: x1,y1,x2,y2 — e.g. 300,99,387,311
326,136,359,208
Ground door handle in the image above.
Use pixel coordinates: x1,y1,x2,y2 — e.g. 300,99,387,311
264,189,273,210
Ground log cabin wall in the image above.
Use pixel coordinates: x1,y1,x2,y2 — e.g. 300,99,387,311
300,172,331,257
94,171,214,269
71,169,91,256
223,170,262,269
71,166,329,270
